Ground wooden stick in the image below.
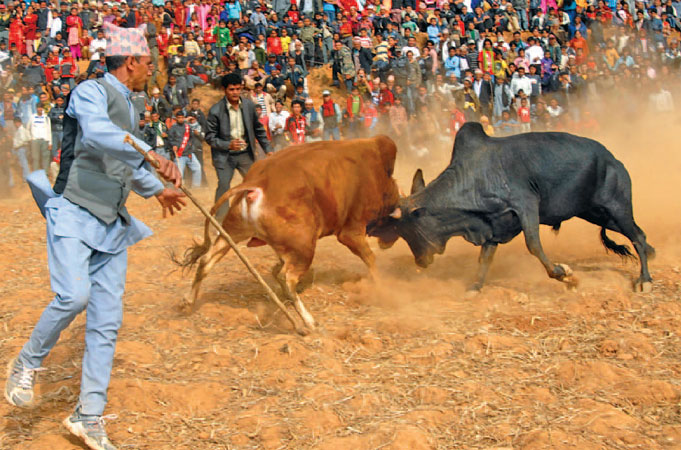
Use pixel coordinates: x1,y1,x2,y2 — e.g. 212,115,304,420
123,135,307,335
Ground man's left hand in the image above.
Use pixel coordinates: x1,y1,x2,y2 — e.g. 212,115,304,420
156,188,187,217
149,150,182,188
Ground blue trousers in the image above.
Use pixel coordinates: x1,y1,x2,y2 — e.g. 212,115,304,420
323,126,340,140
19,229,127,416
177,154,202,187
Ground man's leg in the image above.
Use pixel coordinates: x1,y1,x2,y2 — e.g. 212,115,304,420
177,155,188,183
18,234,92,371
188,155,202,187
14,147,30,180
78,249,126,416
29,140,40,171
212,151,236,219
41,139,51,171
234,152,255,178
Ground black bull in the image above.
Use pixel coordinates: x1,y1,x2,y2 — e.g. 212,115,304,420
367,122,655,293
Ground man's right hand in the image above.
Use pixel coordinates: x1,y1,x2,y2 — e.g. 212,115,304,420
149,150,182,188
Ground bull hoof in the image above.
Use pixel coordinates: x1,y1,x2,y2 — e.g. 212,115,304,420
555,264,578,290
465,284,482,298
296,269,315,293
180,295,196,313
295,326,311,336
557,263,573,277
634,280,653,293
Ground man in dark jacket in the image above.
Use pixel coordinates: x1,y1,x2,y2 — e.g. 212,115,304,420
47,95,65,163
206,72,272,218
163,75,189,109
351,36,373,75
23,56,46,90
36,1,50,32
473,69,493,117
149,87,172,121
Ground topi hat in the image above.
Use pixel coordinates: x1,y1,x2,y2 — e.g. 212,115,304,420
103,22,150,56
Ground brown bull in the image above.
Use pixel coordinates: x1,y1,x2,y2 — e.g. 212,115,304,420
180,136,400,330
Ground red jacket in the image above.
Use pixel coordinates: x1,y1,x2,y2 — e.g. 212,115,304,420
378,88,394,114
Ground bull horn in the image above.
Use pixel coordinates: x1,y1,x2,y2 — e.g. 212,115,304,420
389,207,402,219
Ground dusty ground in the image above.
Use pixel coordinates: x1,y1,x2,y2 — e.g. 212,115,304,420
2,91,681,449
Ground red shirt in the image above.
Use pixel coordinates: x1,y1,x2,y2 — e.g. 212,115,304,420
518,106,531,123
287,9,299,23
157,34,170,56
267,36,282,55
450,109,466,136
285,114,306,144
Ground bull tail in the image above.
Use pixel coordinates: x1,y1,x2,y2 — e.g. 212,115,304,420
172,215,213,270
600,228,635,259
173,184,259,270
209,184,257,216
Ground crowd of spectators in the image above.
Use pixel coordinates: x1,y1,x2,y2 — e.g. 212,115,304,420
0,0,680,191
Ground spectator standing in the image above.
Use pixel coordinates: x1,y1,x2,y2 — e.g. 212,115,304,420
205,73,271,218
169,110,202,187
304,98,323,142
150,87,172,121
334,40,356,91
320,90,341,140
28,102,51,172
144,111,171,159
285,99,306,144
47,95,65,176
11,116,31,182
164,74,189,109
268,99,290,150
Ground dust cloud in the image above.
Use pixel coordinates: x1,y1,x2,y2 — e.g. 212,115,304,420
342,96,681,316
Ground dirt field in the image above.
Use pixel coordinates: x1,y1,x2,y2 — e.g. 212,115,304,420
2,93,681,449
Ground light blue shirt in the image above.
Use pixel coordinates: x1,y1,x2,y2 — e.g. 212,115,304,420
41,73,164,254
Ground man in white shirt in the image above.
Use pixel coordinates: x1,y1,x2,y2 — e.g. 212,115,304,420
401,36,421,59
510,67,533,97
268,99,290,150
89,29,107,61
28,103,52,172
49,11,62,39
525,37,544,68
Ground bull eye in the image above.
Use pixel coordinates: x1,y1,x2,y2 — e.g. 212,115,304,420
410,207,426,219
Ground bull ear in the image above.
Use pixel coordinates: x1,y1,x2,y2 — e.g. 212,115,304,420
389,207,402,219
411,169,425,195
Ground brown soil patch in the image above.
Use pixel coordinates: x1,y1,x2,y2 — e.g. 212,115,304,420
2,95,681,449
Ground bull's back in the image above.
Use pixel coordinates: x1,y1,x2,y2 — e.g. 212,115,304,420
493,132,630,220
242,137,399,235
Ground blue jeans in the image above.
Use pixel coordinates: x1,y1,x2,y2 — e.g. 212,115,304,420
323,127,340,140
19,229,127,416
177,154,202,187
186,74,205,90
518,8,529,30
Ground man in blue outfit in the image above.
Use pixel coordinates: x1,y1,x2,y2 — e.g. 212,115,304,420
4,22,185,450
